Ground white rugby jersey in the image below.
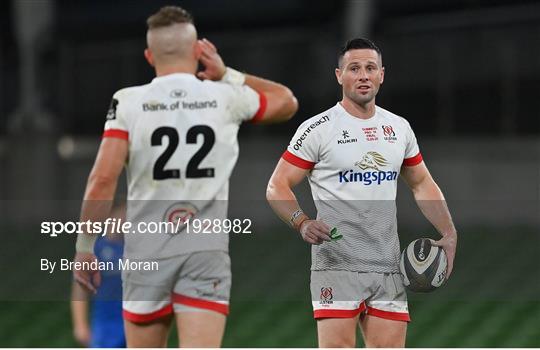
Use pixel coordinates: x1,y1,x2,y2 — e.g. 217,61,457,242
103,73,265,259
283,103,422,273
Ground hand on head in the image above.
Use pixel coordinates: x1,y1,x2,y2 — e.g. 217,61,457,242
197,38,226,81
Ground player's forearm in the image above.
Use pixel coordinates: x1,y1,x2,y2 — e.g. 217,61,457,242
76,174,117,252
244,74,298,123
80,174,118,221
266,181,309,230
243,74,286,95
83,172,118,200
413,179,456,237
71,283,90,328
71,300,89,327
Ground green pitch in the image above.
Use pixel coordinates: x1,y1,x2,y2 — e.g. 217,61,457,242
0,300,538,347
0,226,538,347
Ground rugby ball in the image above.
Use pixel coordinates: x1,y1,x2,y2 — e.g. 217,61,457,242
400,238,447,292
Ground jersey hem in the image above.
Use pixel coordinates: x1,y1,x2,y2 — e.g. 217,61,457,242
123,247,229,261
310,267,401,274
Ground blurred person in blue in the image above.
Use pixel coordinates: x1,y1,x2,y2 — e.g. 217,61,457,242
71,208,125,348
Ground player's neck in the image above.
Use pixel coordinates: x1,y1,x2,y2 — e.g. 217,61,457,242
155,62,197,77
340,98,376,120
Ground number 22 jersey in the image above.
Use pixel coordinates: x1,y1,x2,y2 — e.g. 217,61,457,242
103,73,265,259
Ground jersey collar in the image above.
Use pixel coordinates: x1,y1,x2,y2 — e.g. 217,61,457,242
151,73,198,84
336,102,380,122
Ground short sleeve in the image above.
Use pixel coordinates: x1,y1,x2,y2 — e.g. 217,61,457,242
103,92,129,140
281,117,326,170
225,84,266,124
402,121,422,166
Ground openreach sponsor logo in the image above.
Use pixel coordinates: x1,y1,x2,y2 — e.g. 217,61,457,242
293,115,329,150
338,151,397,185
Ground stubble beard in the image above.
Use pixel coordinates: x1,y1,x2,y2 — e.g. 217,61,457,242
345,88,376,108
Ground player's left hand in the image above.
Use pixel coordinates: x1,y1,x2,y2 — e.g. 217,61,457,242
73,252,101,294
432,231,457,279
197,38,226,81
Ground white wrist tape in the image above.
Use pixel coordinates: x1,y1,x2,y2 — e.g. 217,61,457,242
221,67,246,86
76,232,97,253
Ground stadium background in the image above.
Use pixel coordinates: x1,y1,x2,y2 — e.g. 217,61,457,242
0,0,539,347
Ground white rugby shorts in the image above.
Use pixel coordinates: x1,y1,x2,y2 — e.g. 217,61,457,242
311,270,410,322
122,251,231,323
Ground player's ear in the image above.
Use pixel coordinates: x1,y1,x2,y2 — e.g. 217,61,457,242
380,66,385,85
144,49,154,67
335,68,343,85
193,40,202,60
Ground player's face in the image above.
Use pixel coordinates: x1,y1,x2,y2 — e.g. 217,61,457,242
335,49,384,106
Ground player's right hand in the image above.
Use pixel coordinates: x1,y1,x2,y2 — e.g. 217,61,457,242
299,220,331,245
73,252,101,294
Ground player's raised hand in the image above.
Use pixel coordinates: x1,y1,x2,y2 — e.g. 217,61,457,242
73,252,101,294
299,220,332,245
432,232,457,279
197,38,226,81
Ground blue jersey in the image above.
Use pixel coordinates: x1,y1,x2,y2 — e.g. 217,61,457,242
90,237,125,348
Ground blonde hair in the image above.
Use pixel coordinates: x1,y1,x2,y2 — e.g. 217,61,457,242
147,6,193,29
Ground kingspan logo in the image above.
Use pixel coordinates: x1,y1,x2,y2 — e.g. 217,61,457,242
293,115,329,150
338,152,398,185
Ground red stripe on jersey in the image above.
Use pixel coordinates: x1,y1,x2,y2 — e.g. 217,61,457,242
122,304,173,323
403,152,423,166
282,150,315,170
367,306,411,322
314,303,366,319
172,293,229,315
103,129,129,140
250,92,267,123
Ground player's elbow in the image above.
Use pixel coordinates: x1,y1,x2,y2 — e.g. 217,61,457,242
266,173,293,204
264,87,298,123
412,176,442,200
280,87,298,121
85,173,117,199
266,179,277,202
266,175,285,203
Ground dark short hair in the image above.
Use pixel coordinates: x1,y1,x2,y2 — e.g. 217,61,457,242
147,6,194,29
338,38,382,67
